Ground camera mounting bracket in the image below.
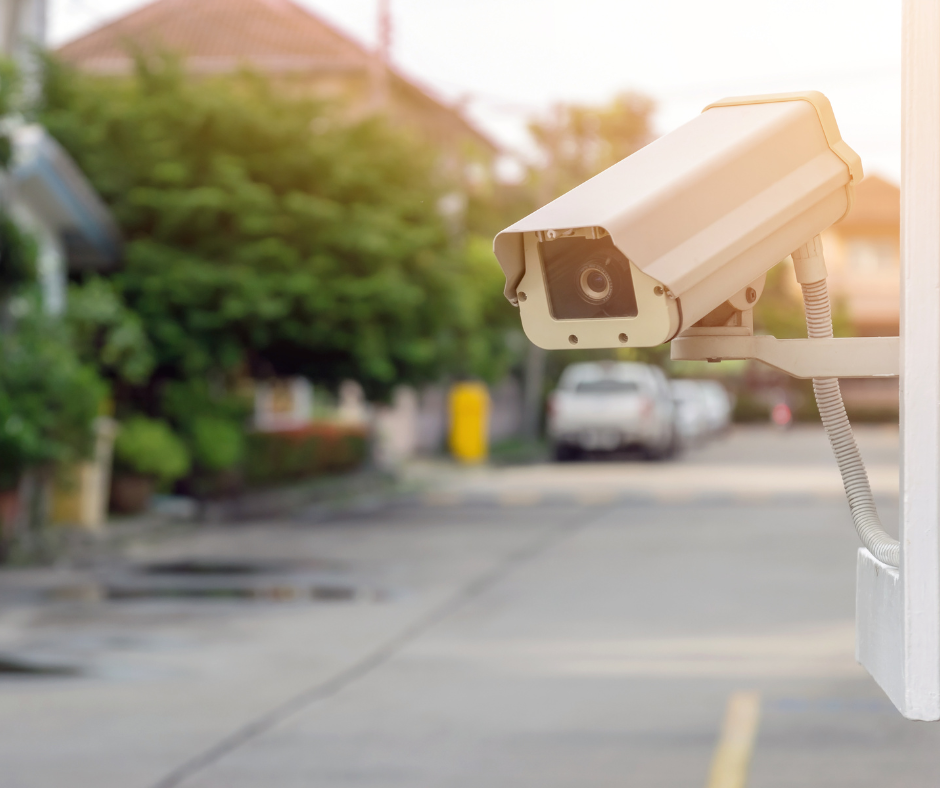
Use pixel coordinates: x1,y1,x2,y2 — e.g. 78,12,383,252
670,332,900,379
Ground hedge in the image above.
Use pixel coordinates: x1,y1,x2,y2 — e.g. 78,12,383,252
243,422,368,487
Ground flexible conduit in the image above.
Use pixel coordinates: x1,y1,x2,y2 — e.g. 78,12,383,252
802,278,900,567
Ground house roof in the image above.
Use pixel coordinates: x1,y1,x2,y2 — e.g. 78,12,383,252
56,0,497,154
840,174,900,230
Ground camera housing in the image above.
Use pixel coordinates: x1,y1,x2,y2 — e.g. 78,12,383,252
493,92,862,349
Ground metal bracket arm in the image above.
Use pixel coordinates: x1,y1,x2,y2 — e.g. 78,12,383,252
669,335,899,378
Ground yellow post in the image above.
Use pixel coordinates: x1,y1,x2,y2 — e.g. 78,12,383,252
448,382,490,463
51,417,118,532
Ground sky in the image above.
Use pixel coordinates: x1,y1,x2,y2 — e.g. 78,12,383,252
48,0,902,182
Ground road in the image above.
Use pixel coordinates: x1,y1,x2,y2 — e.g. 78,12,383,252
2,425,938,787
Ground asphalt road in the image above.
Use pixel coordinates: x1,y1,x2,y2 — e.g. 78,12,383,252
3,425,938,788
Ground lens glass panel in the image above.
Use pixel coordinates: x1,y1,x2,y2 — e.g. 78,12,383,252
540,236,639,320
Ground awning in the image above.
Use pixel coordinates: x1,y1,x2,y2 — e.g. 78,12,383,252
10,124,121,270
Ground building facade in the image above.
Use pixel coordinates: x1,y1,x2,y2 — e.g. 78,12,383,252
819,175,900,415
819,175,900,337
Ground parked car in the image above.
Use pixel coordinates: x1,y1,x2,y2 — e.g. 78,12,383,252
670,379,712,446
547,362,677,460
697,380,734,434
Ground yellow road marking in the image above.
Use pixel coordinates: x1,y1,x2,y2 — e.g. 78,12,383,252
706,691,762,788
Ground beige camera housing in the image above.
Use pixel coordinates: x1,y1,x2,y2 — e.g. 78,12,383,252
493,92,862,349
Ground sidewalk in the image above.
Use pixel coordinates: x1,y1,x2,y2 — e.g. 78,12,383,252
402,424,900,506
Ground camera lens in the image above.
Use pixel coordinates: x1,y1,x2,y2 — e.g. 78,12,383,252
579,266,612,302
586,272,606,293
540,235,639,320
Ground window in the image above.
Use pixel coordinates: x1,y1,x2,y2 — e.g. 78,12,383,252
575,380,640,394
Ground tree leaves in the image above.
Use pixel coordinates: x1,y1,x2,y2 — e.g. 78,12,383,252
40,55,515,400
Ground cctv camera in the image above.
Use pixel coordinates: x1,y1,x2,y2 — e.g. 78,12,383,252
493,92,862,349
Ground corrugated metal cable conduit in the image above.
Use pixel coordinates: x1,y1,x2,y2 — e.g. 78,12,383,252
801,277,900,567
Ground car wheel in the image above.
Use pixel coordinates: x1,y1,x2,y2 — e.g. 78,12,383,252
644,435,678,462
552,443,579,462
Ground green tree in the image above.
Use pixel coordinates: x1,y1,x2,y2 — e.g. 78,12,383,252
66,277,155,385
0,59,18,167
0,61,35,303
528,92,656,200
0,308,105,490
40,56,515,401
0,214,37,303
112,416,190,484
754,260,853,339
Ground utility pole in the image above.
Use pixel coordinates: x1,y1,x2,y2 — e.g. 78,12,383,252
0,0,46,100
520,121,563,443
370,0,391,111
521,340,547,441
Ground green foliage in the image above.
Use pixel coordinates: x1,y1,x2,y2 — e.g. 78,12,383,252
0,59,19,168
113,416,190,482
528,92,655,200
0,309,105,490
189,415,245,472
450,234,522,380
158,378,251,473
243,424,367,487
0,214,37,297
466,92,656,239
160,378,252,428
40,55,512,399
66,277,155,384
755,260,854,339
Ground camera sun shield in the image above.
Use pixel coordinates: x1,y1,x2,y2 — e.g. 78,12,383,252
494,91,861,350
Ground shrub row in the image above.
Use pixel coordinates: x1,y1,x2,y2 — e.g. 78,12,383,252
243,423,369,488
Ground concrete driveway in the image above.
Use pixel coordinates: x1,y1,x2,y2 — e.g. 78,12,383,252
3,425,935,788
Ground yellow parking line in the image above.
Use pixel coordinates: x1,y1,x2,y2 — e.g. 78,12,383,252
706,691,762,788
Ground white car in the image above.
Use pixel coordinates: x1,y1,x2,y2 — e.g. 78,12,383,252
670,379,712,446
697,380,734,434
547,362,677,461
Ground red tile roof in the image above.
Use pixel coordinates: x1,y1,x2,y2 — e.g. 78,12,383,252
56,0,497,153
57,0,371,74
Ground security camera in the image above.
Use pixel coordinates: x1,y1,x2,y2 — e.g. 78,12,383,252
493,92,862,349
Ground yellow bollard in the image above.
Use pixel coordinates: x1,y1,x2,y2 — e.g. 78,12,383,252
448,382,490,464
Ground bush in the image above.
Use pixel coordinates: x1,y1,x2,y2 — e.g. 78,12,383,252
0,213,37,298
244,423,367,487
0,310,104,490
66,277,155,385
190,415,245,472
114,417,190,483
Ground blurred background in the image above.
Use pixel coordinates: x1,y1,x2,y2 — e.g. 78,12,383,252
0,2,925,787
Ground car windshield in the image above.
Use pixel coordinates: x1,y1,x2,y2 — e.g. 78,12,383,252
574,380,640,394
